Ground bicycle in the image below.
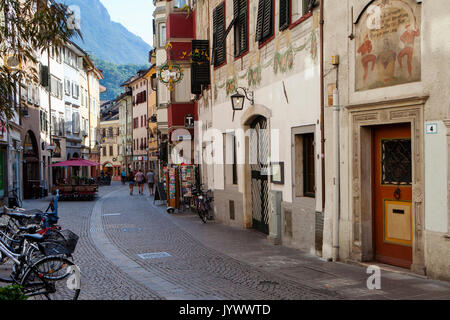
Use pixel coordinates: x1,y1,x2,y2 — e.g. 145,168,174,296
0,233,80,300
192,185,214,224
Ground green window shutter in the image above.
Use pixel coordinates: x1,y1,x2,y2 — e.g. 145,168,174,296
191,40,210,94
213,3,226,67
261,0,274,40
256,0,273,43
279,0,290,31
255,0,265,42
234,0,248,57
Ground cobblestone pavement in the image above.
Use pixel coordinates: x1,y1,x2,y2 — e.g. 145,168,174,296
3,182,449,300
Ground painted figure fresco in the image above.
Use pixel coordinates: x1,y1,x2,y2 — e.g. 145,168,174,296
398,24,420,77
357,34,377,81
355,0,421,91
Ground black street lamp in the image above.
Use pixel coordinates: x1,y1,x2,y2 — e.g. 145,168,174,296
230,87,254,121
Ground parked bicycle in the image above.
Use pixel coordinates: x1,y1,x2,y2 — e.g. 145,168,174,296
0,189,80,299
192,185,214,223
0,233,80,300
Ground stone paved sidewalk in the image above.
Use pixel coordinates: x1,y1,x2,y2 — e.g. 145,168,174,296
147,194,450,300
1,182,449,300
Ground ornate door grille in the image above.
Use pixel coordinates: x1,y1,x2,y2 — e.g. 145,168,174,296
250,116,269,234
381,139,412,185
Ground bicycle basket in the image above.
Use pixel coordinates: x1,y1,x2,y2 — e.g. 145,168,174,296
59,229,79,254
40,241,71,256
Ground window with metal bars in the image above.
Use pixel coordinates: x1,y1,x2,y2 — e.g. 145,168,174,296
255,0,274,44
234,0,248,57
213,2,226,67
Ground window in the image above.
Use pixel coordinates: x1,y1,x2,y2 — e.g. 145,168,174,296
72,111,80,134
110,145,113,156
40,111,48,133
213,2,226,67
255,0,274,45
102,147,106,157
175,0,187,8
234,0,248,57
303,133,315,197
280,0,310,30
50,76,63,99
294,130,315,198
65,79,71,96
72,84,79,99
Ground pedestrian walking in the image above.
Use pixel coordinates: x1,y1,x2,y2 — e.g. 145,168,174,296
147,170,155,196
128,172,135,195
121,169,126,185
135,169,145,195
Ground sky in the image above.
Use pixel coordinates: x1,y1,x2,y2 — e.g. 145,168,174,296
99,0,155,47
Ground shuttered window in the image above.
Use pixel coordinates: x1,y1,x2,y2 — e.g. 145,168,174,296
213,2,226,67
191,40,211,94
279,0,290,30
255,0,274,44
233,0,248,57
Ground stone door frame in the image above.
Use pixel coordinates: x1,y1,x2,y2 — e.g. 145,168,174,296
346,96,427,275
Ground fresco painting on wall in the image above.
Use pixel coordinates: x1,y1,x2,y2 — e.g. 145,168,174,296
355,0,421,91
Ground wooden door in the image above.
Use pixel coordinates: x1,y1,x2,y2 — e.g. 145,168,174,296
373,123,413,268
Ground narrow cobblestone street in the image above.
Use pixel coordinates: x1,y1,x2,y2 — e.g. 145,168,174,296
3,182,449,300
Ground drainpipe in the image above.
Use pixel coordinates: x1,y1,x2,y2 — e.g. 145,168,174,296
332,88,340,262
319,0,325,213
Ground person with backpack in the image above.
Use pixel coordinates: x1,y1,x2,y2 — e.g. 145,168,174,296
146,170,155,196
128,172,135,195
135,169,145,195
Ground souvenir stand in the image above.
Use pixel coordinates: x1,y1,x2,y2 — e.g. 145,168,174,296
165,166,180,213
180,164,195,212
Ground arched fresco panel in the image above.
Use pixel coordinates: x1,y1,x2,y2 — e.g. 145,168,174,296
355,0,421,91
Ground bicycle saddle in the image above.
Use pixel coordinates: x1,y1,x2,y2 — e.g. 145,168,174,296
21,234,44,243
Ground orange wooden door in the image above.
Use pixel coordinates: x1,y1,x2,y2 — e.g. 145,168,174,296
373,123,413,268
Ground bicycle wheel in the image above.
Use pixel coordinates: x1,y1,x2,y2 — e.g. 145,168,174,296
20,256,80,300
198,209,207,223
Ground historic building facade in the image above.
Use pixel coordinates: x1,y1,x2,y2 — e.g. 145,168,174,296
192,0,323,253
322,0,450,281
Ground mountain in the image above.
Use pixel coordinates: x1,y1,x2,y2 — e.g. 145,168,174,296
57,0,152,65
91,56,149,101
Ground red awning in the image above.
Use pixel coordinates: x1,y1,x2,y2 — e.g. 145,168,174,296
49,158,101,167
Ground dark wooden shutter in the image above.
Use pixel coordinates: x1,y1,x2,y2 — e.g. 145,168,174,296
255,0,265,42
191,40,210,94
279,0,290,31
234,0,248,57
256,0,273,43
213,3,226,67
262,0,273,40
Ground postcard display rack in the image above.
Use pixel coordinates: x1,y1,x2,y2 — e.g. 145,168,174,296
165,167,180,210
